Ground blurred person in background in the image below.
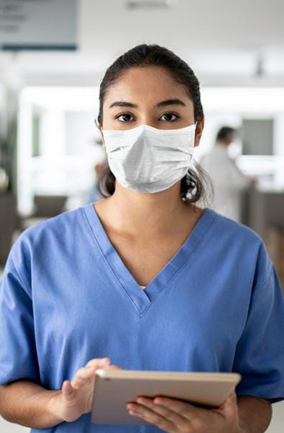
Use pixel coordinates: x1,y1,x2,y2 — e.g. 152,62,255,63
200,126,256,223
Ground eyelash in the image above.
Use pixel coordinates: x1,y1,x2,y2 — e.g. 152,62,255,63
114,112,180,122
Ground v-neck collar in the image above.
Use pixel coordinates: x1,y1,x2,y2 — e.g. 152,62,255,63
83,202,218,316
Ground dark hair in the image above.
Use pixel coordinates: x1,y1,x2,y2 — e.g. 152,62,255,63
96,43,212,205
216,126,236,142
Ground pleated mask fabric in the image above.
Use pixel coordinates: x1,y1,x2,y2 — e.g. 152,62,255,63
102,123,197,193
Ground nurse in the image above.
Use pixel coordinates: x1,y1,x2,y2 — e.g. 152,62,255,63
0,44,284,433
200,126,254,223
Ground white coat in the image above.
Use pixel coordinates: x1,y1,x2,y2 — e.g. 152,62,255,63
200,142,250,223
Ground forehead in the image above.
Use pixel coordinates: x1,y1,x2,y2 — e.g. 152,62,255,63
104,66,192,106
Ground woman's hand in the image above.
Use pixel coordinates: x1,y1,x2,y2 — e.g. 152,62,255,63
127,392,242,433
49,357,121,423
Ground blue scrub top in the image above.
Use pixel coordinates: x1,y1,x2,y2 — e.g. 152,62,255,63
1,202,284,433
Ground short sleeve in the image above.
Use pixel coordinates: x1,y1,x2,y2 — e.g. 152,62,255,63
233,242,284,403
0,248,40,386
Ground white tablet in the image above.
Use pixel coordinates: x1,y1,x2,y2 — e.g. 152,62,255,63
91,367,241,425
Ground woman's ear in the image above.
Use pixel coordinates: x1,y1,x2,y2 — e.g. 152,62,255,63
98,125,106,149
95,117,106,149
194,116,205,148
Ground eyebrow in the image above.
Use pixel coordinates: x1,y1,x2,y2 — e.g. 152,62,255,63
109,98,186,109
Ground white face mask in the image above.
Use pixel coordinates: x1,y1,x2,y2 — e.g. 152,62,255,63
101,123,197,193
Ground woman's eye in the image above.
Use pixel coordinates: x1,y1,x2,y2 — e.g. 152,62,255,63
159,113,179,121
116,113,134,122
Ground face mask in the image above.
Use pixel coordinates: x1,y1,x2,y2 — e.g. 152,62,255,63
101,123,197,193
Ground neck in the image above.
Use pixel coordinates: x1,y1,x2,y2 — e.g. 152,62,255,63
99,180,195,238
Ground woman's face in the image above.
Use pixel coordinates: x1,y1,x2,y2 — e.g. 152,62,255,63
99,66,204,147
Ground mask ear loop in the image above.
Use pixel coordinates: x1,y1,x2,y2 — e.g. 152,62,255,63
94,118,100,129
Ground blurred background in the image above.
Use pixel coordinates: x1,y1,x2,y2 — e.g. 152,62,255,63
0,0,284,431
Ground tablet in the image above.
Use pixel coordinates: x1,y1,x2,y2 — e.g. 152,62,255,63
91,367,241,425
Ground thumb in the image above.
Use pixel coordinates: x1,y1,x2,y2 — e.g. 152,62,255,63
219,392,237,417
62,380,75,400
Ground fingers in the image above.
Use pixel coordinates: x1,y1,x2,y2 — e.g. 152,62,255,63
61,358,113,403
71,358,112,388
104,365,123,371
86,357,110,367
129,397,191,429
71,365,97,388
63,358,113,395
152,396,200,420
128,401,176,432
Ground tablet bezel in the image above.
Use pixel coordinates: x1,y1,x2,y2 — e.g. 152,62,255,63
91,368,241,425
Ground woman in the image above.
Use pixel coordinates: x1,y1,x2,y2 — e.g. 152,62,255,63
0,44,284,433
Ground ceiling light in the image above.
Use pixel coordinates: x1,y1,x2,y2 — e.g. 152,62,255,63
125,0,178,10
